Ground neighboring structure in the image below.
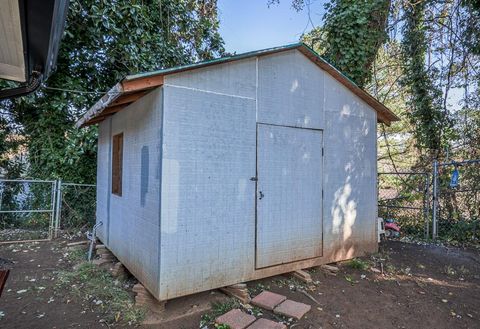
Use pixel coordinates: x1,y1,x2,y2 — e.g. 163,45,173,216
0,0,69,99
77,43,399,302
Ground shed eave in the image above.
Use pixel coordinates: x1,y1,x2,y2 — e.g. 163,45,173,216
77,43,399,127
75,75,164,128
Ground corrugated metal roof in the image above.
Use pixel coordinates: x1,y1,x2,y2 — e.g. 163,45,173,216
77,43,400,127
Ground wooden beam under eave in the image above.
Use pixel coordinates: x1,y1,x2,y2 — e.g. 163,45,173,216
83,116,108,126
81,104,129,127
110,91,148,106
121,75,164,93
100,104,129,116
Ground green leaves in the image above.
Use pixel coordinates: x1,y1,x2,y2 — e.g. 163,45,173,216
303,0,391,88
0,0,225,182
400,0,452,155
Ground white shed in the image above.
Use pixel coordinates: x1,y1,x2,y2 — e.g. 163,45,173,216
77,43,399,302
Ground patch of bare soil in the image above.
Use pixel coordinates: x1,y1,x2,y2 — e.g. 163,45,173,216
1,240,479,328
245,241,480,329
0,240,120,328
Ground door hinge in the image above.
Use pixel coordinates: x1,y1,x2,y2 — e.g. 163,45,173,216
322,147,324,156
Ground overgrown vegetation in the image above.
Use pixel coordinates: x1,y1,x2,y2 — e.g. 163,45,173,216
0,0,224,183
277,0,480,243
57,261,145,325
347,258,370,271
57,245,145,325
305,0,391,87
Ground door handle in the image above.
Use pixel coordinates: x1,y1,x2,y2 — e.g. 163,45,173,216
258,191,264,200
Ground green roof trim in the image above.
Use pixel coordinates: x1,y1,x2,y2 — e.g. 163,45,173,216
124,42,303,81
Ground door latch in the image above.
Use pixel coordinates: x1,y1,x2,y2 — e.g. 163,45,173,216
258,191,264,200
250,177,258,181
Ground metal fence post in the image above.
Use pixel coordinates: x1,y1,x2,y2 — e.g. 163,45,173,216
424,173,430,240
432,160,438,240
49,181,56,240
54,179,62,238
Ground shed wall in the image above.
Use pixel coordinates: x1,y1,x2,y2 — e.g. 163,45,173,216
97,48,379,301
160,83,257,300
257,50,325,129
96,89,163,297
158,49,377,300
322,74,378,260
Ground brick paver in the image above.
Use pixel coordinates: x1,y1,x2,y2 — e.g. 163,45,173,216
247,318,287,329
274,300,311,320
215,309,256,329
251,291,287,311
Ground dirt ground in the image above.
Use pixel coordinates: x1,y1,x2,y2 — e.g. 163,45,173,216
1,240,479,329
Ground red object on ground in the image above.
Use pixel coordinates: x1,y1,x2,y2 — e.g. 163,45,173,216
385,222,401,232
0,269,10,297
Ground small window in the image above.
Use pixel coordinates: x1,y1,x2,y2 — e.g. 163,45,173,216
112,133,123,196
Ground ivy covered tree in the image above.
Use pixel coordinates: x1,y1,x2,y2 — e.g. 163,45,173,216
400,1,453,158
275,0,391,87
0,0,224,183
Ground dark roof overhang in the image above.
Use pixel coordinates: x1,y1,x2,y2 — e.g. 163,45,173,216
0,0,69,100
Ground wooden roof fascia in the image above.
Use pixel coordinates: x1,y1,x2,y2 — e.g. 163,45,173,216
75,83,123,128
76,76,164,127
121,75,164,93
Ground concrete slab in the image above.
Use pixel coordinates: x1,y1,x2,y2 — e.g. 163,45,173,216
247,318,287,329
215,309,256,329
251,291,286,311
274,300,311,320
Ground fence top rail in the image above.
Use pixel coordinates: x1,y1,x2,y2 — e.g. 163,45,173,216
438,159,480,167
0,209,53,213
0,179,56,183
378,172,429,175
61,183,96,187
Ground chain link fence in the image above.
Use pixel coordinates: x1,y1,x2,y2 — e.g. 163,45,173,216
378,172,430,239
0,179,56,242
0,179,96,243
55,182,96,236
434,160,480,244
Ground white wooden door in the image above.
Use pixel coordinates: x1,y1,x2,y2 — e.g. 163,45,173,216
256,124,323,268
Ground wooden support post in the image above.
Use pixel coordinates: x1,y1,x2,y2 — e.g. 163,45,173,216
219,283,251,304
110,262,128,280
92,245,117,267
289,269,315,289
319,264,339,276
